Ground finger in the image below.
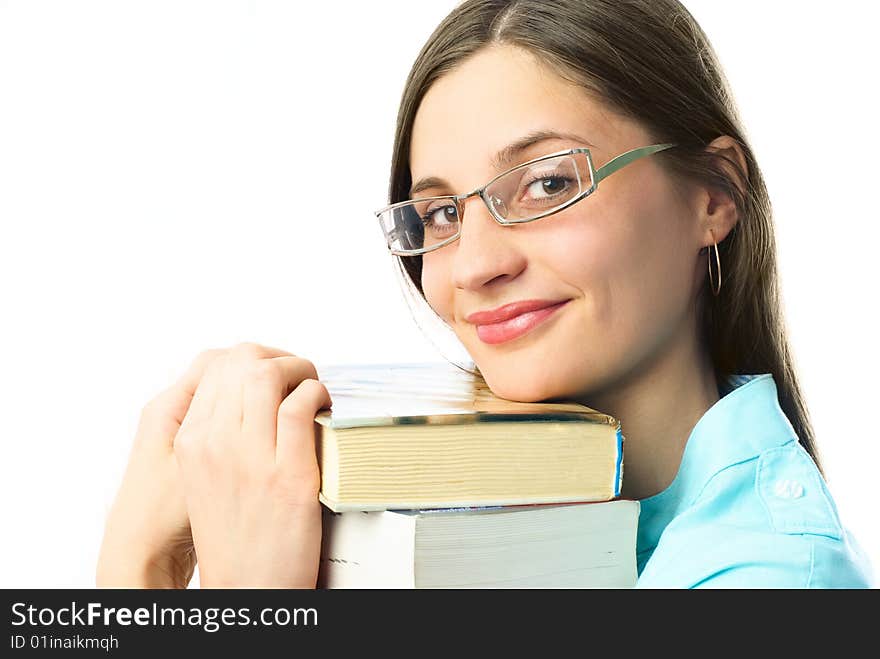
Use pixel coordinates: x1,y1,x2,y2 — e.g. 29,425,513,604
177,344,293,399
177,354,226,444
173,348,228,408
241,356,321,458
211,346,304,457
176,343,293,443
137,348,225,451
275,378,332,483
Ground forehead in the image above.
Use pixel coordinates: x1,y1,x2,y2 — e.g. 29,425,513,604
410,45,623,183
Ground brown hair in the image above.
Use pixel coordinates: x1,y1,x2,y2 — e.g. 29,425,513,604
385,0,822,472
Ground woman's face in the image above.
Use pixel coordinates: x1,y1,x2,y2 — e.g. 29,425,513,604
410,45,705,403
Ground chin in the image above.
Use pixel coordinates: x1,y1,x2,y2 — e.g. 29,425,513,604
476,361,568,403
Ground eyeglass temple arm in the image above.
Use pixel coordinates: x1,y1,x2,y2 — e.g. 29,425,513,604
593,143,677,184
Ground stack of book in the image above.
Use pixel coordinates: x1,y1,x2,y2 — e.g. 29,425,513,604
312,361,639,588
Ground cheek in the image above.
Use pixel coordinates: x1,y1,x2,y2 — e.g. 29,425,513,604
565,175,692,306
545,196,691,342
534,213,618,321
421,255,454,323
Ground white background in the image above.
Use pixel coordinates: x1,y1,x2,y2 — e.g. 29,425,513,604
1,1,877,588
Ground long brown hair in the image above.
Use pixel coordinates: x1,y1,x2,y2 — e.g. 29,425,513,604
385,0,822,472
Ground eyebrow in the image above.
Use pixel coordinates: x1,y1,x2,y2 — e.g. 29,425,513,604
409,129,595,197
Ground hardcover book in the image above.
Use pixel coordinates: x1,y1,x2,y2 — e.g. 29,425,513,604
313,361,624,512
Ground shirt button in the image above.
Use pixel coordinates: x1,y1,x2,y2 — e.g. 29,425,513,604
773,479,805,499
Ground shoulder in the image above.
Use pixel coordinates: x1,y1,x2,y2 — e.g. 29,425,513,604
637,441,875,588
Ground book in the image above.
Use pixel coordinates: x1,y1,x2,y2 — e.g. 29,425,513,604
313,361,624,512
318,499,640,588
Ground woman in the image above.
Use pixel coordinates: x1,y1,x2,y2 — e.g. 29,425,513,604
97,0,873,588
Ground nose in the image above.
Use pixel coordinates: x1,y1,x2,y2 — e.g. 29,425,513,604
450,193,527,292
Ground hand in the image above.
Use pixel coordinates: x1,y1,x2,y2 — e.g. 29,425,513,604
97,348,224,588
172,342,332,588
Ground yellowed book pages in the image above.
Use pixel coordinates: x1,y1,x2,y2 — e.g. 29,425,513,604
314,361,624,512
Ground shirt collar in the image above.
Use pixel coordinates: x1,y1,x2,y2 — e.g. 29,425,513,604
636,373,798,556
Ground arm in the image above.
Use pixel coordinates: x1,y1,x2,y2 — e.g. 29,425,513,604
97,349,222,588
97,342,331,589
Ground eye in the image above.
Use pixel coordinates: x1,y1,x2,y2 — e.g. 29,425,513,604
524,175,572,200
422,204,459,227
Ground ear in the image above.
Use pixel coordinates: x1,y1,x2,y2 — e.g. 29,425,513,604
697,135,749,249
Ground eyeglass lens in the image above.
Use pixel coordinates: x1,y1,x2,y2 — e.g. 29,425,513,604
381,152,590,254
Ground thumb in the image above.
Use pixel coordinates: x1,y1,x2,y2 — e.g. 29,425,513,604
275,378,332,483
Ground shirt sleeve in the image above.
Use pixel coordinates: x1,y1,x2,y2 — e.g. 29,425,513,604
637,528,873,588
636,448,875,589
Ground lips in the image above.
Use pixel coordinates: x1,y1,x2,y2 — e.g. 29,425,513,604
466,299,571,325
468,299,571,345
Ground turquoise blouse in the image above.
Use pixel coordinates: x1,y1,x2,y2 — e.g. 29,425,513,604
635,373,875,588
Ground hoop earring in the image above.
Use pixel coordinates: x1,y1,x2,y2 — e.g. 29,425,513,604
707,229,722,297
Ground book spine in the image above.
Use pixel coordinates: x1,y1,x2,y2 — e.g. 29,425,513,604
614,423,624,498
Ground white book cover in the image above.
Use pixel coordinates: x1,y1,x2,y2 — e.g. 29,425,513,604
319,499,640,589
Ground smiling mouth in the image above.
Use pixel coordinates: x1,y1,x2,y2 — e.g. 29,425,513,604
474,300,570,345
